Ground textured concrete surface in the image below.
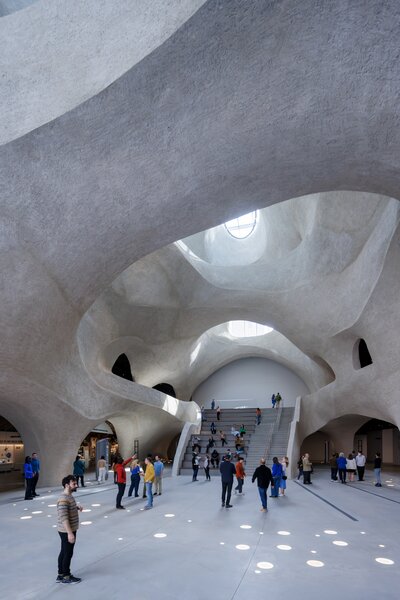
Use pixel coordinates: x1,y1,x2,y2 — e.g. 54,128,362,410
1,0,400,484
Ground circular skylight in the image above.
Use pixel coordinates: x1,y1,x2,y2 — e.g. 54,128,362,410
225,211,257,239
228,320,273,338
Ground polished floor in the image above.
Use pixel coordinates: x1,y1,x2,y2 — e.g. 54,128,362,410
1,467,399,600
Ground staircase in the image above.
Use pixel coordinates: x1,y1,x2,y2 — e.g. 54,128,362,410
179,408,256,475
245,407,295,474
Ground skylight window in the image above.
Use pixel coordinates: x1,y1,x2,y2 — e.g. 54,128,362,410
224,211,257,239
228,321,273,337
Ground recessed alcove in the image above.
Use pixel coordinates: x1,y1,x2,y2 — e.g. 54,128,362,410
111,353,134,382
353,338,373,370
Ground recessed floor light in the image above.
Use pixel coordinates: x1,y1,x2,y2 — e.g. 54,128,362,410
104,516,108,519
257,562,274,570
333,541,348,546
82,509,91,512
360,531,366,535
187,520,192,523
254,570,261,574
91,504,101,507
220,542,225,545
277,545,292,550
379,545,385,548
375,558,394,565
32,511,43,514
311,551,317,554
240,525,252,529
48,504,56,507
259,532,264,535
118,537,123,541
81,521,92,525
315,534,320,537
165,514,175,518
154,533,167,538
324,530,337,535
20,516,32,520
236,544,250,550
307,560,324,568
277,531,290,536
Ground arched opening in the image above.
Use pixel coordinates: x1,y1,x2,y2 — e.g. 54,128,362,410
111,353,134,381
152,383,177,398
74,421,118,485
300,415,400,467
353,338,373,369
355,418,398,463
0,415,25,492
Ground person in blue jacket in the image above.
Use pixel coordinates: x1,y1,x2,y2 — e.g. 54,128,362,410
31,452,41,497
73,455,85,487
336,452,347,484
270,456,283,497
24,456,34,500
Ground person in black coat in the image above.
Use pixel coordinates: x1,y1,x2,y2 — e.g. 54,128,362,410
252,458,273,512
219,455,236,508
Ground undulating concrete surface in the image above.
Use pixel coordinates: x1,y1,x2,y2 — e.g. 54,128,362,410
1,0,400,530
1,468,399,599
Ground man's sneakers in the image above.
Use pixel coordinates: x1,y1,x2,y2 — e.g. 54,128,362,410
116,505,125,509
225,504,233,508
57,575,82,584
221,502,225,507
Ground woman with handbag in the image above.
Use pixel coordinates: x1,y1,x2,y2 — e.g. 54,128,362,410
280,457,289,496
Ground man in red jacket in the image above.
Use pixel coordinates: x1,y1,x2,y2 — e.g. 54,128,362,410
235,457,246,495
115,453,136,509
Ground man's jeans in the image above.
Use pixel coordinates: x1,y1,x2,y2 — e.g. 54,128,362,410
374,468,381,485
271,476,281,496
58,531,76,576
145,482,153,507
235,477,244,493
221,481,233,505
258,486,267,509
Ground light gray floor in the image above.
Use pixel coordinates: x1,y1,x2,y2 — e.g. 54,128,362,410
1,468,399,600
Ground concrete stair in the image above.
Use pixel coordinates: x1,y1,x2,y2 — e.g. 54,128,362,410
179,408,256,475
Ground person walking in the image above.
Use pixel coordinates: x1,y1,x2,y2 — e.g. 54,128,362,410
271,394,276,409
329,453,338,481
204,454,211,481
56,475,83,584
271,456,282,497
154,455,164,495
216,406,221,421
24,456,34,500
252,458,273,511
256,408,262,425
31,452,40,497
128,459,141,497
97,455,107,484
337,452,347,484
73,455,85,488
210,422,217,435
374,452,382,487
234,457,245,495
356,451,366,481
144,457,155,509
302,453,313,485
219,455,236,508
114,453,136,509
280,457,289,496
211,399,215,410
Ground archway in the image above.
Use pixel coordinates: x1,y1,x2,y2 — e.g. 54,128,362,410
0,415,24,492
111,353,134,381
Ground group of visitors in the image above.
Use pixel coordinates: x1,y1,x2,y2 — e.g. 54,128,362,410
219,454,289,510
271,392,282,409
113,453,164,509
296,453,313,484
329,450,381,486
23,452,41,500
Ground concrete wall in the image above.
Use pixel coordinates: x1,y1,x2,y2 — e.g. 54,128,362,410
192,357,310,408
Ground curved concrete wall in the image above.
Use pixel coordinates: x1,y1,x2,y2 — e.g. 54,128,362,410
2,1,400,483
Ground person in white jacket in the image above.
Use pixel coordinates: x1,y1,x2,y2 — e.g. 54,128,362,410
355,451,366,481
346,454,357,482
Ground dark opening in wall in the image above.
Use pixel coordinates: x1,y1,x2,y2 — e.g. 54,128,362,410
358,339,373,368
152,383,176,398
111,354,134,381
